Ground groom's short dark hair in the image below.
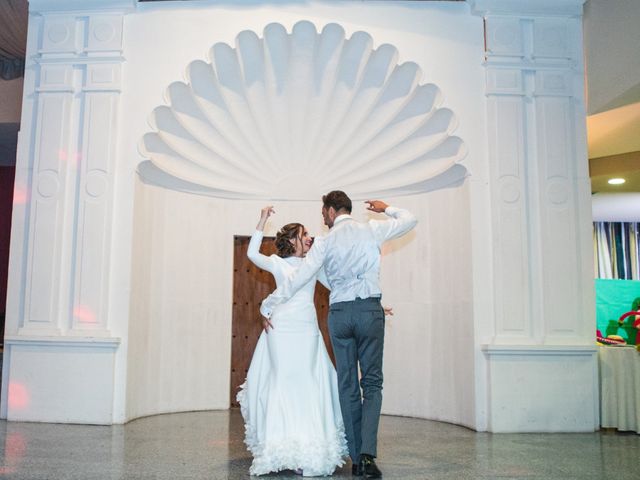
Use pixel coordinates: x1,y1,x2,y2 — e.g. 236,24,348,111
322,190,352,213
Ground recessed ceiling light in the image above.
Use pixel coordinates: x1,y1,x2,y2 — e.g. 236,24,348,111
608,178,626,185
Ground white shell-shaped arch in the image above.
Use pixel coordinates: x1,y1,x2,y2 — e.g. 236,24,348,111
139,21,468,200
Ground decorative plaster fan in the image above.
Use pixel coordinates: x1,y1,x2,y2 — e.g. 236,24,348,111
139,21,467,200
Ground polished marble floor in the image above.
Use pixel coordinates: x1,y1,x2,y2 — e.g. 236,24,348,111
0,409,638,479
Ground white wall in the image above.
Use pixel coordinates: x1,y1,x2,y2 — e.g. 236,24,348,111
382,186,475,426
127,181,233,419
592,193,640,222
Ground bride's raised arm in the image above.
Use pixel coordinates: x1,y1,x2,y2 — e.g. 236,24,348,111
247,206,277,273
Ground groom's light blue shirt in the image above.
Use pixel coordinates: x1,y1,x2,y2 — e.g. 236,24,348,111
260,206,417,318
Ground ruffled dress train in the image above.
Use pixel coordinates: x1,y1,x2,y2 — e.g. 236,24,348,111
237,326,348,476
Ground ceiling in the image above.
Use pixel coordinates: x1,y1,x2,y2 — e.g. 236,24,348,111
0,0,638,195
584,0,640,194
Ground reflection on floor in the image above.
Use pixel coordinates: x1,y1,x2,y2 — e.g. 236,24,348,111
0,409,638,479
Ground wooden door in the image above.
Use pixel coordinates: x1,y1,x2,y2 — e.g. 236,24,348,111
230,235,333,408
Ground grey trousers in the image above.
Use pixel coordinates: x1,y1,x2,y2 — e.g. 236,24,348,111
328,297,384,462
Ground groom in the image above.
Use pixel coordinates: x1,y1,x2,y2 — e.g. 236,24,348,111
260,191,417,478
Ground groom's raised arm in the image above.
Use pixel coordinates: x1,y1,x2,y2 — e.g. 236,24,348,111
259,237,327,318
369,205,417,244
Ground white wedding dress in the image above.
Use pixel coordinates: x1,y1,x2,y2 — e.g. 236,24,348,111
237,231,348,477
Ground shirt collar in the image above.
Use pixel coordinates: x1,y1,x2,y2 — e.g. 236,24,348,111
333,214,352,226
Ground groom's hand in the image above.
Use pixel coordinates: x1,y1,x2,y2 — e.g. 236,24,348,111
365,200,389,213
262,317,274,333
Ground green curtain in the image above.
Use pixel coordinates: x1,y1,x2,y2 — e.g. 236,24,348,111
593,222,640,280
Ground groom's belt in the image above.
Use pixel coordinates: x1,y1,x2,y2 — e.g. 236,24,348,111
329,295,381,307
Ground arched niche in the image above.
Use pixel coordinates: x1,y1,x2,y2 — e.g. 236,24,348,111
127,20,473,426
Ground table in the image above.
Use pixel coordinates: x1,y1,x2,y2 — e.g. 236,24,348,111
599,345,640,433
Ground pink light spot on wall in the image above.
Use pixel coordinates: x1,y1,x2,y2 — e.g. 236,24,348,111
57,149,81,165
12,186,28,205
74,304,97,323
8,383,29,409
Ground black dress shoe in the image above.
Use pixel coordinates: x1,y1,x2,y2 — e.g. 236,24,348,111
352,463,362,476
359,454,382,479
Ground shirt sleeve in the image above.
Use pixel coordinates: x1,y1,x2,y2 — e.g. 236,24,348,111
370,206,418,245
317,266,331,290
247,230,277,273
260,236,327,318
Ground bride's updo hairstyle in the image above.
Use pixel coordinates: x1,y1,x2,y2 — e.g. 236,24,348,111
275,223,304,258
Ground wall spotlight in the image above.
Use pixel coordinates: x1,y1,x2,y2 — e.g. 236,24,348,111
607,178,626,185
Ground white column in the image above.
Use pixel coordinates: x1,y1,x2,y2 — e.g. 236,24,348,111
469,0,598,432
1,0,134,424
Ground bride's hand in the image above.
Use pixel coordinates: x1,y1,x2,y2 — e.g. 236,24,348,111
256,206,275,231
261,206,275,219
383,306,393,316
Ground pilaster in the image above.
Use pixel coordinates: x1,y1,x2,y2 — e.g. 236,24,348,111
470,0,597,432
471,0,593,345
1,0,132,423
20,7,126,336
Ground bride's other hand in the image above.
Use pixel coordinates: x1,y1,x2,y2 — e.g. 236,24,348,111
383,306,393,316
262,317,274,333
256,205,275,231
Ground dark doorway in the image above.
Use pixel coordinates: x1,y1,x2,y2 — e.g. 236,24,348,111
0,165,15,347
230,235,333,408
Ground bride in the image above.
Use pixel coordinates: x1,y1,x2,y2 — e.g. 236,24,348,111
237,206,348,477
